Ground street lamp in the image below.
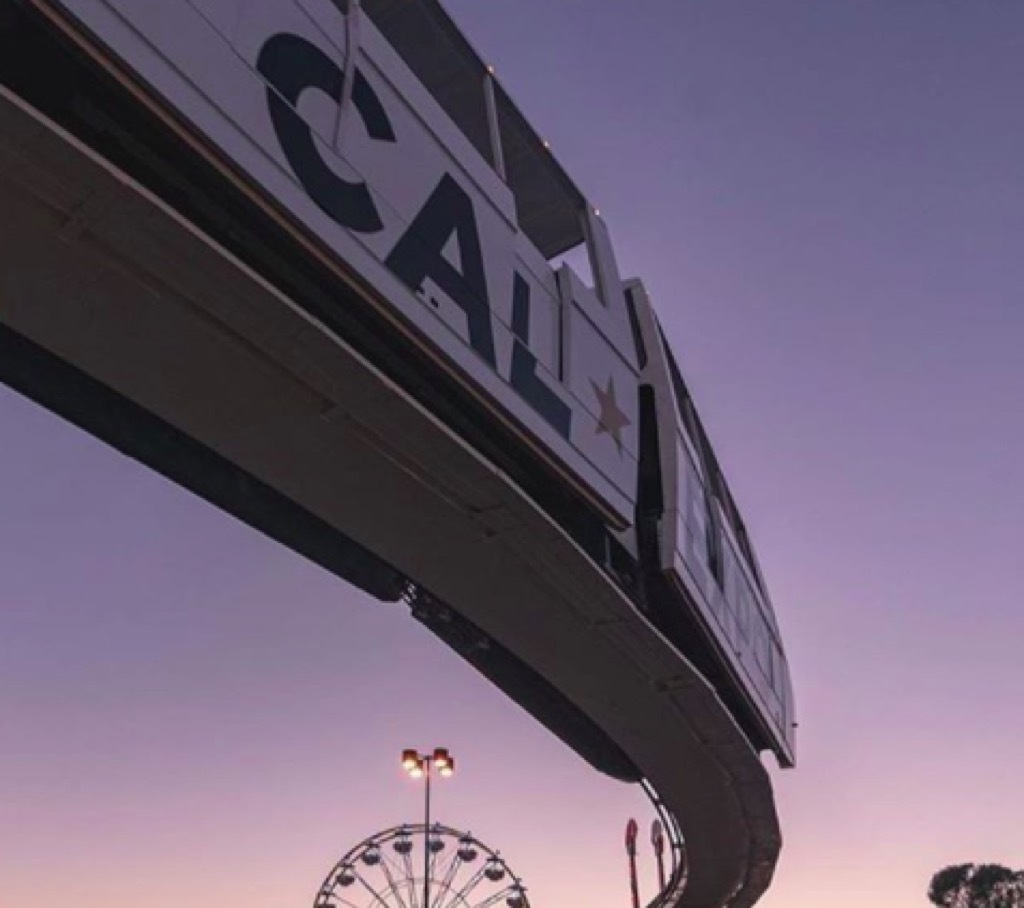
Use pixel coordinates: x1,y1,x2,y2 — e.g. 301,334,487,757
401,747,456,908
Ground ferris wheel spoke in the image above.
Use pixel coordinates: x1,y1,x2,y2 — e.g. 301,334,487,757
377,850,413,908
399,849,421,908
426,842,464,908
353,867,399,908
432,880,469,908
437,863,489,908
428,840,443,890
429,854,464,908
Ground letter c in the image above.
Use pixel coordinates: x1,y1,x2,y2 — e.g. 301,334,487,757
257,33,395,234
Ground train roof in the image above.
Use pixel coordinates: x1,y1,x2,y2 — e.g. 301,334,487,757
361,0,588,258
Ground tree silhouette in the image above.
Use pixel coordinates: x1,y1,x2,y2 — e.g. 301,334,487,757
929,864,1024,908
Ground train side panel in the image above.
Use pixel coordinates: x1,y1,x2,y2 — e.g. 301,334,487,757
37,0,641,522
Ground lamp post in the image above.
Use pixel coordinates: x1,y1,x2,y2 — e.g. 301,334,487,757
401,747,455,908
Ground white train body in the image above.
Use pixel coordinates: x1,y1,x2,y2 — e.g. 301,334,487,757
0,0,795,903
31,0,643,520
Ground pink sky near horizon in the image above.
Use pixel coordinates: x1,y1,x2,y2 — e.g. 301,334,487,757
3,1,1024,907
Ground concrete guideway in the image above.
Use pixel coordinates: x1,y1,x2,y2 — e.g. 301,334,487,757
0,86,780,908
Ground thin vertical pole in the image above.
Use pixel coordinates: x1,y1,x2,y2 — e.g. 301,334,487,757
335,0,361,148
423,761,432,908
652,819,666,892
626,819,640,908
482,71,506,181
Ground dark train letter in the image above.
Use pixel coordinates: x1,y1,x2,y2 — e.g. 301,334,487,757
510,273,572,438
386,175,497,367
258,33,395,234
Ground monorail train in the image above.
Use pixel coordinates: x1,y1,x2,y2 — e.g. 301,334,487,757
630,284,796,768
0,0,795,905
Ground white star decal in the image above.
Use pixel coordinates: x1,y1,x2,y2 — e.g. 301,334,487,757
590,376,631,454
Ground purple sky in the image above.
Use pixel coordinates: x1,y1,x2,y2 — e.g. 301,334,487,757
3,1,1024,906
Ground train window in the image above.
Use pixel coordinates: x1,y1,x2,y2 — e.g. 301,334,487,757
732,517,767,599
771,644,784,692
660,336,759,597
658,330,704,462
676,437,705,530
707,581,732,641
681,401,710,483
734,575,751,641
680,431,704,483
705,500,724,588
661,336,728,590
723,548,740,622
684,468,716,577
754,622,773,681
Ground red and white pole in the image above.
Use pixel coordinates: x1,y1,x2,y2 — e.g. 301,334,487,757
651,819,666,893
625,818,640,908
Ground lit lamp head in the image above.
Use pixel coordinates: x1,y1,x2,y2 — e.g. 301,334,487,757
401,747,453,778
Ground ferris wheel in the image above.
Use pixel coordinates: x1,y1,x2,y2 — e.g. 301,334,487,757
313,823,530,908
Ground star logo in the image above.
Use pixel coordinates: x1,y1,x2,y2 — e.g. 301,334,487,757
590,376,631,454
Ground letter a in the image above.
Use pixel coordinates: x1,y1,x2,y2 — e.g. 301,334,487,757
386,175,496,367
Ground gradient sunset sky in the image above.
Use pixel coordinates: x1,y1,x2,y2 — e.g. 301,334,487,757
2,1,1024,907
